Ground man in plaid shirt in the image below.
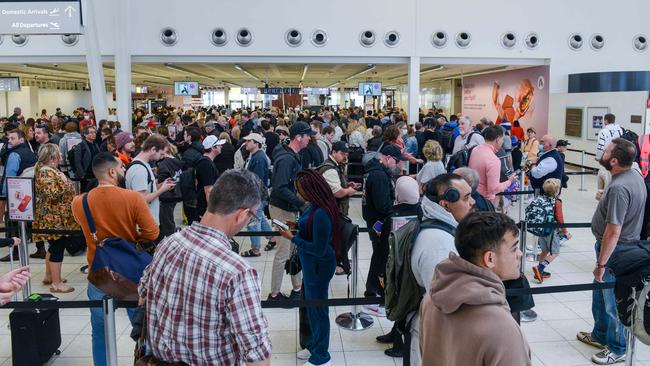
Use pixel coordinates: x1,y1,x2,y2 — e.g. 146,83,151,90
138,170,272,365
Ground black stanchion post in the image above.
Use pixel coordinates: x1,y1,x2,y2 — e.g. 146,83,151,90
579,150,587,192
103,296,118,366
520,221,527,272
335,236,373,330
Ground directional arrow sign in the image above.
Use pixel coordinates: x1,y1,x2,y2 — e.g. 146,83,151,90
0,1,82,35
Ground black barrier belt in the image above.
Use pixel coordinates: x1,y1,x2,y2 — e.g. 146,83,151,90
496,190,535,196
0,282,616,310
567,148,597,157
527,222,592,229
565,171,598,176
0,227,371,236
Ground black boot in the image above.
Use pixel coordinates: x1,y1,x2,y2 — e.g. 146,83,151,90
376,327,396,344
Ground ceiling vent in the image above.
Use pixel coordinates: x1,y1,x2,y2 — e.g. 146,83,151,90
431,31,447,48
236,28,253,46
525,32,540,49
501,32,516,49
568,33,583,50
61,34,79,46
311,29,328,47
285,29,303,47
633,34,647,51
590,34,605,50
11,34,28,47
160,28,177,46
384,31,400,47
359,30,376,47
211,28,228,46
455,31,471,48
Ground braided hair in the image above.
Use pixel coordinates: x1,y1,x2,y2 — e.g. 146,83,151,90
295,169,342,259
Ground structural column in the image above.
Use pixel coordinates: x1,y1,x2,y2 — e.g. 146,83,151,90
407,56,420,125
114,0,132,131
81,0,108,122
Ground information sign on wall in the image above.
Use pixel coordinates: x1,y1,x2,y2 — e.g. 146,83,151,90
6,177,34,222
0,1,82,35
0,77,20,92
564,108,583,137
586,107,609,141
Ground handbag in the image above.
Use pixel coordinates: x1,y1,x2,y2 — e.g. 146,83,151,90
82,193,153,301
284,247,302,275
134,304,188,366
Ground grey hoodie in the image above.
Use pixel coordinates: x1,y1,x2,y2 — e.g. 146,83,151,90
408,196,459,366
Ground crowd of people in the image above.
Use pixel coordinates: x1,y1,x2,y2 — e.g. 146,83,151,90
1,103,648,366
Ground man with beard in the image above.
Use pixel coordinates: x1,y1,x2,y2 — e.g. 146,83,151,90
72,152,159,366
575,138,646,365
362,144,406,306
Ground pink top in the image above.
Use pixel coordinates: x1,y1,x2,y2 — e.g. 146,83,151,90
468,143,511,201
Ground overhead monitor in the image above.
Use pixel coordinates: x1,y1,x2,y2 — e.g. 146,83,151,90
174,81,199,96
359,82,382,96
0,77,20,92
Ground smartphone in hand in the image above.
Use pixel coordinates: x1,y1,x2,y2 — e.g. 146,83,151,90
272,219,289,231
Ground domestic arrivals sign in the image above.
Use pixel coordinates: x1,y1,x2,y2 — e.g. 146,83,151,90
0,1,82,35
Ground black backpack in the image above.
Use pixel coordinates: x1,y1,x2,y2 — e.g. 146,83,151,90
179,157,209,208
434,125,455,155
446,144,477,172
620,128,640,152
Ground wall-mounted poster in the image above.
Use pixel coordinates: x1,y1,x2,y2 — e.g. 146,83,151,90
565,108,583,137
6,177,34,222
586,107,609,141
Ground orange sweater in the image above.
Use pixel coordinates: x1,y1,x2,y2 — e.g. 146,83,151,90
71,186,160,267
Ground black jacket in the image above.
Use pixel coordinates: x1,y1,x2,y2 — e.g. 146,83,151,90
181,141,205,168
300,141,324,170
362,158,394,225
269,144,305,212
213,142,235,173
607,242,650,328
72,140,99,179
156,156,184,203
264,131,280,162
366,136,382,152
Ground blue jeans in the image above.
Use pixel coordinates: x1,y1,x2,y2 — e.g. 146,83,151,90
247,203,272,251
87,282,137,366
591,241,627,355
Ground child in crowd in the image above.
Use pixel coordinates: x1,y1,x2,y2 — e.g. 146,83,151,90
532,178,571,283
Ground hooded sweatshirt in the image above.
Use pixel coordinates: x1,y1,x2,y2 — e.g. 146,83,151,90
408,196,459,366
420,253,532,366
269,143,305,212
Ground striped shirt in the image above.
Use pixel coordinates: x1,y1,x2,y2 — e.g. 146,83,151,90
138,222,271,365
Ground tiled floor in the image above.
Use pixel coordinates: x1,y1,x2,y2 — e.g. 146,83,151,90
1,172,649,365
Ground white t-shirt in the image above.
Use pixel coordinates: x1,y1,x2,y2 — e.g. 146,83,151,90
125,157,159,224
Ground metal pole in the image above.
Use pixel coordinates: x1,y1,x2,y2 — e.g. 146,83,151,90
579,150,587,191
103,296,118,366
518,172,525,222
19,221,31,299
336,234,373,330
624,331,636,366
520,221,527,272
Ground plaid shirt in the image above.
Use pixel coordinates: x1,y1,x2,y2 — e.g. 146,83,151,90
138,222,271,365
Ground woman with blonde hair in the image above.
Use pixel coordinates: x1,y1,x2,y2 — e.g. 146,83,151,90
417,140,446,191
33,143,79,293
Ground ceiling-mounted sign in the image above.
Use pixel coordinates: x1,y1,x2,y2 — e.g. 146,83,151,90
0,77,21,92
0,1,82,35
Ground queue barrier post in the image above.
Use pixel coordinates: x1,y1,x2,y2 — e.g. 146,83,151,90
103,296,119,366
624,332,636,366
336,236,374,331
18,221,31,299
579,150,587,192
519,221,527,273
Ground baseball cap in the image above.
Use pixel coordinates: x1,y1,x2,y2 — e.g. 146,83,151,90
289,121,315,139
331,141,349,153
275,125,289,135
556,139,571,147
243,132,265,145
115,132,134,150
380,144,407,161
202,135,226,150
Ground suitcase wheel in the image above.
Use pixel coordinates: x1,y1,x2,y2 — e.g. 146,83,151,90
55,350,61,355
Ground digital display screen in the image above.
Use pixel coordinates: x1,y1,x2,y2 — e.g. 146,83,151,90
0,77,21,92
359,82,382,96
174,81,199,96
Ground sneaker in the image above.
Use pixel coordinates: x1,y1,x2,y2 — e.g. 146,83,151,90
297,349,311,360
576,331,606,349
363,304,386,317
542,271,551,279
591,349,625,364
520,309,537,322
302,361,331,366
267,293,289,301
289,289,302,300
79,265,89,274
532,266,544,283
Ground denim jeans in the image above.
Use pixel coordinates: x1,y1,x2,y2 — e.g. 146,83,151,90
591,241,627,355
87,282,137,366
247,202,272,251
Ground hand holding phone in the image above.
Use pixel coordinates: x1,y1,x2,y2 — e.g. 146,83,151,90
272,219,289,231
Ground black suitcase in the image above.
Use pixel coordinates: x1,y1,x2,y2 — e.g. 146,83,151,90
65,235,87,256
10,294,62,366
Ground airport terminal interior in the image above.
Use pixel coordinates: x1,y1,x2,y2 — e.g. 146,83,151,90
0,0,650,365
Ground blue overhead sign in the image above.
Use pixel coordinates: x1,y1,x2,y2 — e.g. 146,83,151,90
0,1,82,35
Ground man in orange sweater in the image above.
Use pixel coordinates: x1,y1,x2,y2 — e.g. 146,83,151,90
72,152,159,366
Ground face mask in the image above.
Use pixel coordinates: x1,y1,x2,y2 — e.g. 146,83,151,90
538,144,544,153
84,115,90,120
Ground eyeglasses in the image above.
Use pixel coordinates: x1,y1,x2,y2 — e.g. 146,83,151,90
246,209,259,226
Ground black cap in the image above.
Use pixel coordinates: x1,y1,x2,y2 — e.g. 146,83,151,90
331,141,349,153
556,139,571,147
380,144,407,161
289,121,315,139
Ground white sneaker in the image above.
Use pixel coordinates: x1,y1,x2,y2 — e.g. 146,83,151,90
297,349,311,360
363,304,386,317
302,361,331,366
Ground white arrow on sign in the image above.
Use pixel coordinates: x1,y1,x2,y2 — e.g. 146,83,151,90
64,5,76,18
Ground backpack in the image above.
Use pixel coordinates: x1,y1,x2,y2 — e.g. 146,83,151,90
385,217,456,322
620,127,640,152
126,160,154,192
433,125,455,155
446,144,477,172
524,195,556,237
179,157,209,208
362,142,383,165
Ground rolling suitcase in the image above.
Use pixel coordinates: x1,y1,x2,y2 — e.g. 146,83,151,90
10,294,62,366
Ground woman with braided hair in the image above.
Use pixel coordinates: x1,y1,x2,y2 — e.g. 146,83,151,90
276,169,340,366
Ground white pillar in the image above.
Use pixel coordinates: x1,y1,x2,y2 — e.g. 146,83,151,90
224,87,230,106
408,56,420,125
114,0,132,132
339,86,345,108
28,86,39,119
81,0,108,122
